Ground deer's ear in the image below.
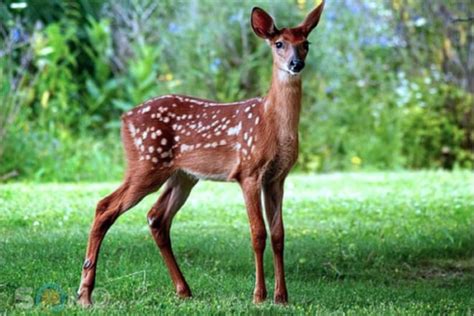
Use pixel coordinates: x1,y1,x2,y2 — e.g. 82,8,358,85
251,7,278,39
300,0,325,36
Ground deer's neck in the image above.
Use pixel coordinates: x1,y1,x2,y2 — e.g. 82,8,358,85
264,66,302,141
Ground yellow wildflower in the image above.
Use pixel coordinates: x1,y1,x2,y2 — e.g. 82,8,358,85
297,0,306,10
351,156,362,165
41,91,50,108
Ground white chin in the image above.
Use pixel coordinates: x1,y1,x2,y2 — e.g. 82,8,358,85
278,68,301,81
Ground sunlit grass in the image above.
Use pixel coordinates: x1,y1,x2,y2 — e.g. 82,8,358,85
0,171,472,314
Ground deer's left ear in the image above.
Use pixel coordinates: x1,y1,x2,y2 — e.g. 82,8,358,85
300,0,325,36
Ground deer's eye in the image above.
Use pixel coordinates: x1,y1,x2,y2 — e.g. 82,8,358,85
275,41,283,49
303,41,310,50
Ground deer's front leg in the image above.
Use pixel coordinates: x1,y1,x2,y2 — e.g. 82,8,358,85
240,176,267,303
263,179,288,304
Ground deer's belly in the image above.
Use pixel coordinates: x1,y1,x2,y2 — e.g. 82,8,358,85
176,148,238,182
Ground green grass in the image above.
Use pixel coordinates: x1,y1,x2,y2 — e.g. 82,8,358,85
0,172,473,314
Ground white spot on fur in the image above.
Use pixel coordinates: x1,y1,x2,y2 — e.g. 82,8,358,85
180,144,194,152
161,138,167,145
247,137,253,147
227,122,242,136
128,123,137,137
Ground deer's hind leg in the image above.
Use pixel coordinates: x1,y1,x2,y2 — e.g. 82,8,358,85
147,171,198,298
78,169,171,307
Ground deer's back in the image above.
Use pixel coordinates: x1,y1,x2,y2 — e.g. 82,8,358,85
121,94,271,181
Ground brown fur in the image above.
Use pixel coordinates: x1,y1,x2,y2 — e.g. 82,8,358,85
78,1,324,306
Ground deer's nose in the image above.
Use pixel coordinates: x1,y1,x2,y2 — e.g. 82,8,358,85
289,59,305,73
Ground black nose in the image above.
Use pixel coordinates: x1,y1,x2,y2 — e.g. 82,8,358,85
289,59,305,73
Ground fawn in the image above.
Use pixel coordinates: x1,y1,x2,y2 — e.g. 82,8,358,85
78,2,324,306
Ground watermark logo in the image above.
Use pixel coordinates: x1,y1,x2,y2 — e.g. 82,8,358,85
7,283,111,311
34,283,67,312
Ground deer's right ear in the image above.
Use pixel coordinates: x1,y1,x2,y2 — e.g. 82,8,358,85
251,7,278,39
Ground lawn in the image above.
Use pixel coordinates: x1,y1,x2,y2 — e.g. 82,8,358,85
0,172,473,314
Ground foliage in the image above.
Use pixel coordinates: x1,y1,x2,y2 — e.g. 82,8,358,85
0,0,472,181
0,124,124,182
0,172,472,313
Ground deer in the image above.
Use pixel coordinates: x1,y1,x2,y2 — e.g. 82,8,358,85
78,1,324,306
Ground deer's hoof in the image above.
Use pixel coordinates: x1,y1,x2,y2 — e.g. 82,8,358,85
77,292,93,308
274,292,288,305
253,289,267,304
176,285,192,299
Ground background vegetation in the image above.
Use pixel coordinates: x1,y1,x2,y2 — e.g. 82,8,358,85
0,0,473,181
